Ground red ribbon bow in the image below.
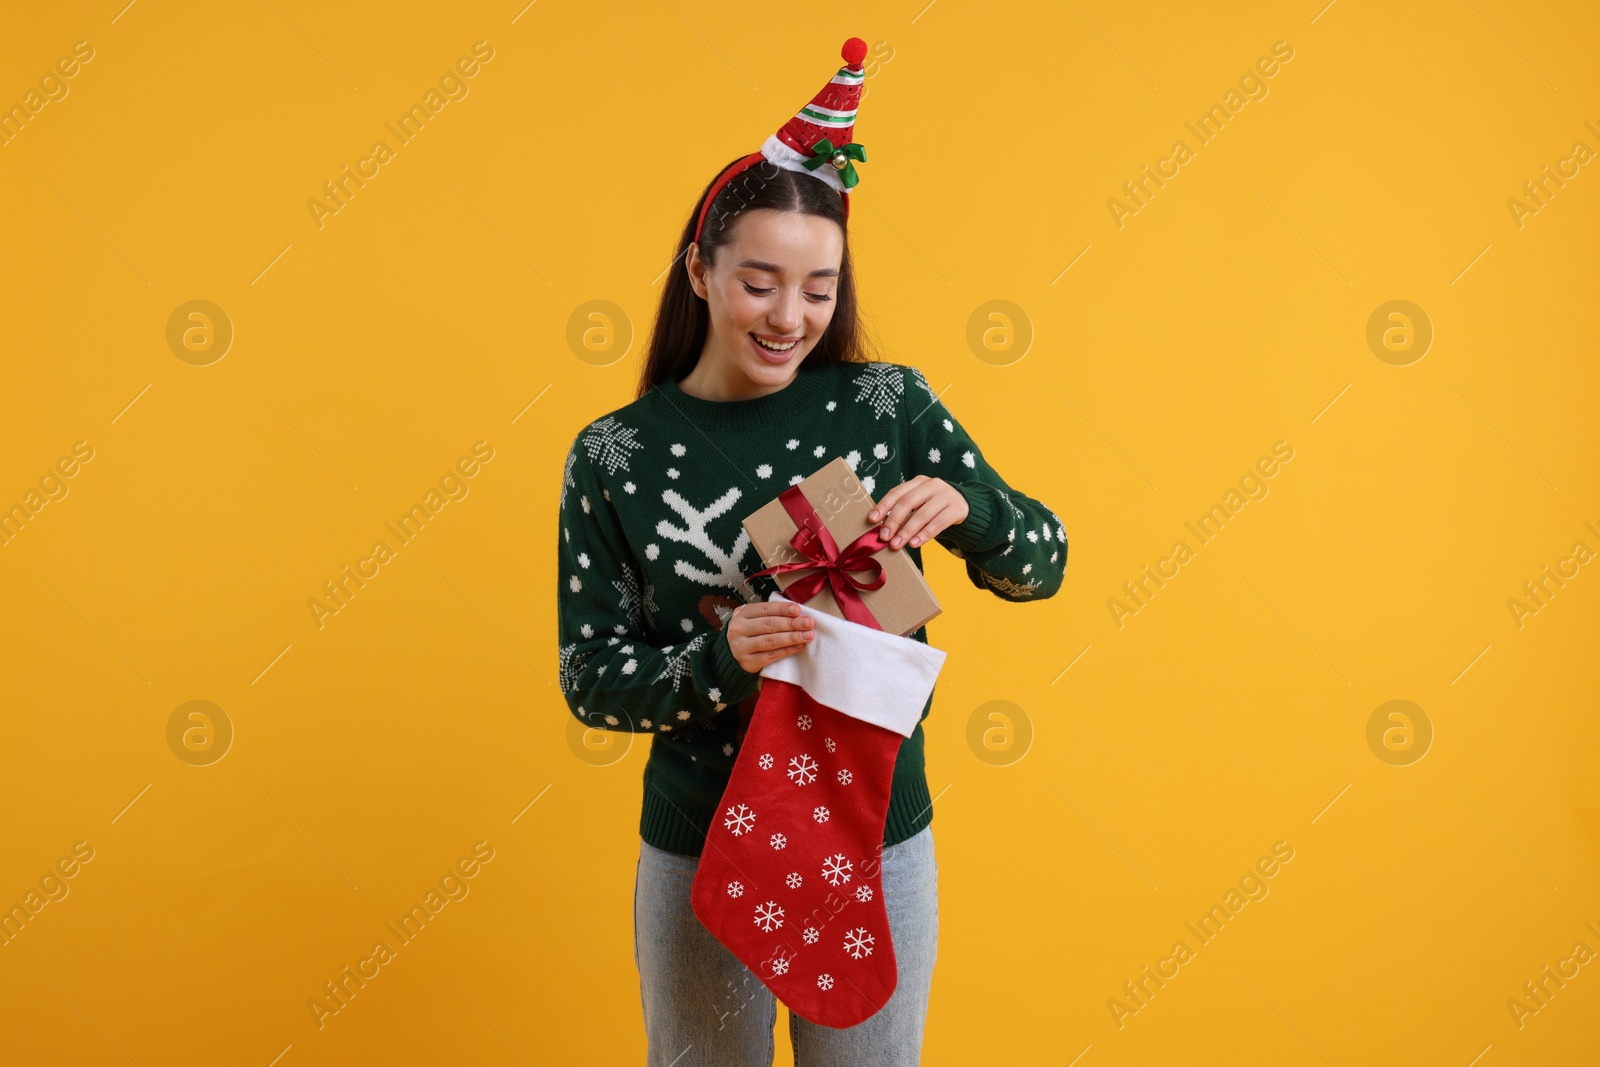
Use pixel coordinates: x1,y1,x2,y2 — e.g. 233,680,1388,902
749,484,890,631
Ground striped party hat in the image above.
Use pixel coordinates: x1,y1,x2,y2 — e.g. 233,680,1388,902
694,37,869,243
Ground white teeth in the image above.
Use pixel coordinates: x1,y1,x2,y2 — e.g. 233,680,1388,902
754,336,798,352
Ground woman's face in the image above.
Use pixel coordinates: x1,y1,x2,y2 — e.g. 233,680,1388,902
687,208,844,388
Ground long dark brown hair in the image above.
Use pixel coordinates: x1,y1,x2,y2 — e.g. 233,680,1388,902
635,156,877,400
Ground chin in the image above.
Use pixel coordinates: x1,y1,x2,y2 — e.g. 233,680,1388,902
751,348,806,370
753,355,809,385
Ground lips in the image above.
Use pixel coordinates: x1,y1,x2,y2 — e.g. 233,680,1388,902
749,333,802,364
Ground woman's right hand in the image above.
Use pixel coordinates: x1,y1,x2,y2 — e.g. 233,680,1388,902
727,601,816,673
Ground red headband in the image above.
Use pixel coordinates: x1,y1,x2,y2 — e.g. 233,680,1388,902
693,153,853,247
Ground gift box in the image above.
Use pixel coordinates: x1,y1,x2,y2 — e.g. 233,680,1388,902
741,456,941,637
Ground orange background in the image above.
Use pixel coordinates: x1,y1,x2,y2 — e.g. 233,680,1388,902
2,1,1597,1064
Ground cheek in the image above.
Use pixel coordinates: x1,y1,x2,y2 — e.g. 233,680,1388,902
807,302,838,335
720,290,761,330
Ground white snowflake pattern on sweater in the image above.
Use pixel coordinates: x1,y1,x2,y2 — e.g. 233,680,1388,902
555,360,1066,751
650,634,706,692
557,642,591,694
580,415,644,476
560,448,579,511
612,562,658,631
851,362,904,419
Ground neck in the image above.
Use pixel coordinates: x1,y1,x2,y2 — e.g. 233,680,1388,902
678,337,797,401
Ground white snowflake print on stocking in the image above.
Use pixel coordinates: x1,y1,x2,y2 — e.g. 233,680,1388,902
787,754,818,786
753,900,784,933
723,803,755,837
843,928,876,960
689,600,945,1028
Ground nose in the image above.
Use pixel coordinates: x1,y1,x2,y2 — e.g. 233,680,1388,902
769,289,803,334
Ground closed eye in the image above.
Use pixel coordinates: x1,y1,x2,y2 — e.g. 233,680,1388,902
742,282,833,302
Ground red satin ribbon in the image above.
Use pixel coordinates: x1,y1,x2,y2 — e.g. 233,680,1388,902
749,484,890,631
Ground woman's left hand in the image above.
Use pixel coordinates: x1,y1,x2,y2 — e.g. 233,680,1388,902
867,476,969,550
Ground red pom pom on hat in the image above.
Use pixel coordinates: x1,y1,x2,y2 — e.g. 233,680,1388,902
841,36,868,69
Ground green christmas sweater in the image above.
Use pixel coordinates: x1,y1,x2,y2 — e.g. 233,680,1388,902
556,358,1067,857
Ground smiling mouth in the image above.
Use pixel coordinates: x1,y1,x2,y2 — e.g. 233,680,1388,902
752,335,802,352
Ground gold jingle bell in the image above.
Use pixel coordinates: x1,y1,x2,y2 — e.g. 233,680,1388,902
829,151,850,171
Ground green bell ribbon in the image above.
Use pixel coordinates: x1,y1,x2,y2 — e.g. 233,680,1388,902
801,138,867,189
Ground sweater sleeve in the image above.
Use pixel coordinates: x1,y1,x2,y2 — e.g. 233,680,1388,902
900,365,1068,602
556,432,763,735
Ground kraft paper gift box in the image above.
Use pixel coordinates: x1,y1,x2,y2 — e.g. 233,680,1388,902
740,456,941,638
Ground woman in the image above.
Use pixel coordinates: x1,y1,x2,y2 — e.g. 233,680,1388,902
556,42,1066,1067
556,162,1067,1064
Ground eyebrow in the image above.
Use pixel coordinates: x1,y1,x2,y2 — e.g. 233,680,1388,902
737,259,839,279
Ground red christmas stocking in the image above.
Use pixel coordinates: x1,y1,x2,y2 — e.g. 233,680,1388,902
690,591,947,1029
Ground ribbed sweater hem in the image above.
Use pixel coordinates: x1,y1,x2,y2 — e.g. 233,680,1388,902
707,626,763,704
944,480,1009,554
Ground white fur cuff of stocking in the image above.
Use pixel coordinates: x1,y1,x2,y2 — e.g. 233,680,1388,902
756,591,947,739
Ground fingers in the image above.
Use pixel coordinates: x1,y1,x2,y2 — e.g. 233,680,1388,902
734,602,815,636
732,634,809,673
729,601,816,672
870,479,943,548
747,645,807,670
742,601,809,621
867,478,921,529
750,622,814,648
889,498,958,549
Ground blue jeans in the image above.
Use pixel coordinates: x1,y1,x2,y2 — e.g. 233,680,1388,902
634,825,939,1066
